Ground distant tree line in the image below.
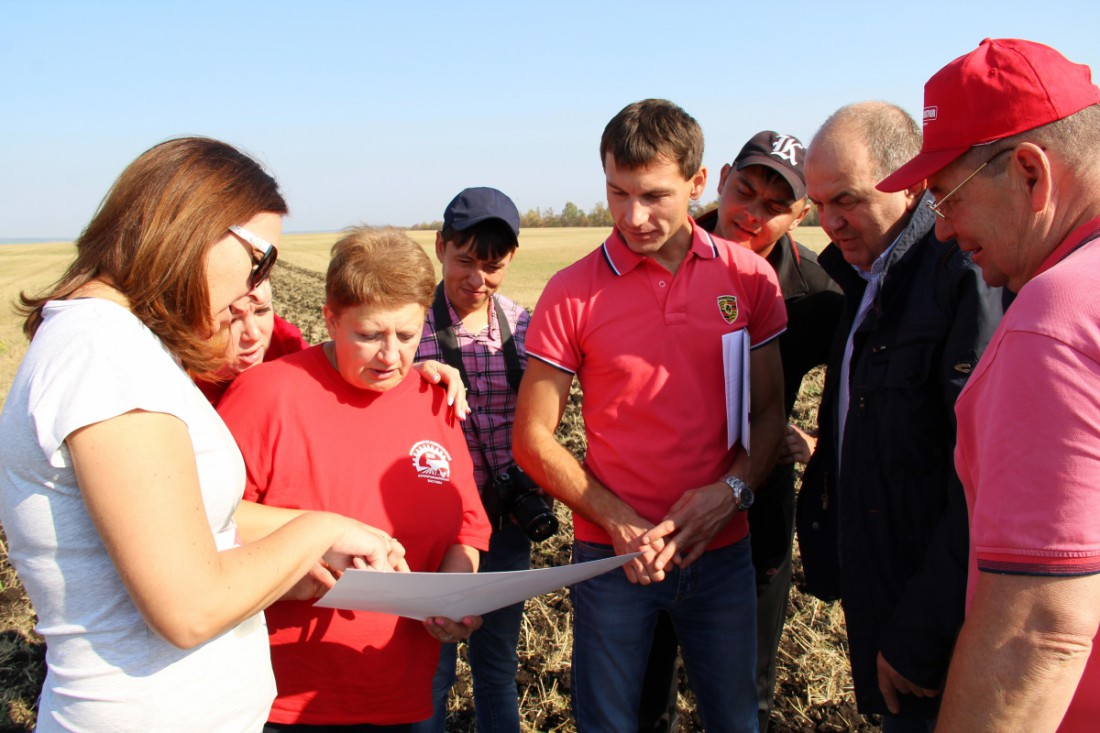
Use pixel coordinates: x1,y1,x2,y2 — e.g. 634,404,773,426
409,201,615,231
410,198,819,229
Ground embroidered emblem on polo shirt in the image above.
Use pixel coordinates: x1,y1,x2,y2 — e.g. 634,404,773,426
717,295,739,324
410,440,452,484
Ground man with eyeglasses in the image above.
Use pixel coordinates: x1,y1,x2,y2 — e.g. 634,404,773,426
797,101,1003,732
877,38,1100,733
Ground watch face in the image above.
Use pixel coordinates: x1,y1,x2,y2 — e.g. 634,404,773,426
724,477,754,511
738,486,754,510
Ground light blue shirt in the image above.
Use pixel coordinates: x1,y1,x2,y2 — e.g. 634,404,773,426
837,238,899,473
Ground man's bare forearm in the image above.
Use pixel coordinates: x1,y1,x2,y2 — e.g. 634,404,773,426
513,359,666,582
512,403,638,534
732,341,785,489
935,572,1100,732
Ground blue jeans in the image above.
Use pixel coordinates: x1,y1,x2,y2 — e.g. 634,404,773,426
410,523,531,733
571,538,758,733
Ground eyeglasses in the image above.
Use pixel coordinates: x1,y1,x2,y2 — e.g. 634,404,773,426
925,148,1012,220
228,225,278,288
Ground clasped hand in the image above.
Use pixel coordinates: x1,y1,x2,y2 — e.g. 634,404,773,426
612,481,738,585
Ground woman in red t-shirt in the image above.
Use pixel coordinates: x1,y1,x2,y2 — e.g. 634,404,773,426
219,228,492,732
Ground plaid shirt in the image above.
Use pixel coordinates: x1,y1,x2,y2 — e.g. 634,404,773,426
417,291,529,492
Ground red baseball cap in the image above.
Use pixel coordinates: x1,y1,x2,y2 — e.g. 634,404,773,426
878,38,1100,192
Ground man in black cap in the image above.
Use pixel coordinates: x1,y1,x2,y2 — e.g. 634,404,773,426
413,187,534,733
638,131,844,733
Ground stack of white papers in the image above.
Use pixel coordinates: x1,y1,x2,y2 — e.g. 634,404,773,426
723,330,751,452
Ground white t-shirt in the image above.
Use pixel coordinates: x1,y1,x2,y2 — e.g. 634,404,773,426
0,299,276,732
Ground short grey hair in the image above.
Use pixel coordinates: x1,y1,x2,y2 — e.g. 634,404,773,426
960,102,1100,174
813,101,922,181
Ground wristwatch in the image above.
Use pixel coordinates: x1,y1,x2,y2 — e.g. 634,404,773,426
722,476,755,511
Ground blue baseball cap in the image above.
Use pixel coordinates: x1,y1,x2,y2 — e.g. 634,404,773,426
442,187,521,237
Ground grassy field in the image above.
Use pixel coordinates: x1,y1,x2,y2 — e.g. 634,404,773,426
0,242,78,409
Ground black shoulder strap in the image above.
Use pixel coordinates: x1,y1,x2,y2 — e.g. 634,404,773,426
494,297,525,394
430,282,523,394
431,282,468,390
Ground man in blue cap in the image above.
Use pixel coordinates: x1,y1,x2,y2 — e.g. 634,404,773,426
413,186,539,733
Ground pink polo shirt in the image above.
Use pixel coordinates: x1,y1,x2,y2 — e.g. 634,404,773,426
527,222,786,549
955,216,1100,733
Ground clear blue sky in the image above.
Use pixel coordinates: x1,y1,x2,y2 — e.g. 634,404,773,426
2,0,1097,239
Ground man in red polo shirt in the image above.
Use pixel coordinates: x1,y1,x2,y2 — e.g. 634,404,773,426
878,38,1100,733
641,130,844,733
514,98,787,733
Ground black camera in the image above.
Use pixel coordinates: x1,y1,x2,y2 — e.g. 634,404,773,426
484,463,559,542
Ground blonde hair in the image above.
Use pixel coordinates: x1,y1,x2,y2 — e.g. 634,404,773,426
325,227,435,315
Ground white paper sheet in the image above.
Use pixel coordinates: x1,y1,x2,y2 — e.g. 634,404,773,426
722,329,751,452
314,552,640,620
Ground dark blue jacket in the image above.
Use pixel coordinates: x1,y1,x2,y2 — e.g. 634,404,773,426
797,202,1003,717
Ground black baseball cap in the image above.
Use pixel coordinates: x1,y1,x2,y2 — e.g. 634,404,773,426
733,131,807,200
442,187,521,237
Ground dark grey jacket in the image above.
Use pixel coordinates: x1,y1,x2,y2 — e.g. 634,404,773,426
797,202,1003,717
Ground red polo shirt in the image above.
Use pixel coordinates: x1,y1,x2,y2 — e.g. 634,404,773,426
954,217,1100,733
527,222,786,549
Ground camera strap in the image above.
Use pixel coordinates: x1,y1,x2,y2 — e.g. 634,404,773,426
430,282,526,501
430,282,524,395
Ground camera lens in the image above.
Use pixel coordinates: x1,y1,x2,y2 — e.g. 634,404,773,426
512,492,559,542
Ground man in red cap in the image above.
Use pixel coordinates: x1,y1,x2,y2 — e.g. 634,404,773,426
878,38,1100,733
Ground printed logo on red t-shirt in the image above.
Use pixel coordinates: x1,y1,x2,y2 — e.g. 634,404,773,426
410,440,453,484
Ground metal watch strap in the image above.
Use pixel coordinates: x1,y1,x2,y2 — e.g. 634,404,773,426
722,475,754,511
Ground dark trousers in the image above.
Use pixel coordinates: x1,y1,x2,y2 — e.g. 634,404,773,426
637,464,796,733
